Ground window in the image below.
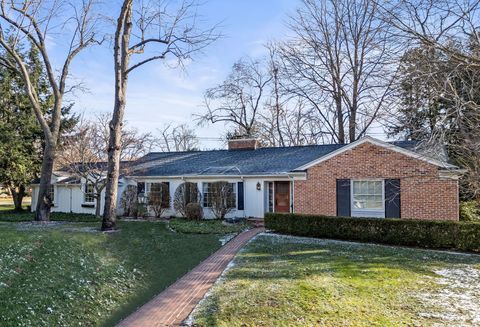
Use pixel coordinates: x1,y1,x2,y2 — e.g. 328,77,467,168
268,182,274,213
48,185,55,203
203,182,236,208
84,182,95,203
352,180,383,210
147,182,170,208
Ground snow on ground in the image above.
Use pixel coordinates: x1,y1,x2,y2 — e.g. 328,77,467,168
418,266,480,327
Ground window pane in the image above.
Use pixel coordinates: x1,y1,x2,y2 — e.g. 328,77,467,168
353,181,361,194
352,180,383,210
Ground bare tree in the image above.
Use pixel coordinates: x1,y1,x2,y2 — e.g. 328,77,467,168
207,181,235,220
280,0,398,144
58,114,153,217
147,182,170,218
382,0,480,201
102,0,219,230
173,182,201,217
198,57,273,137
157,123,199,152
0,0,102,220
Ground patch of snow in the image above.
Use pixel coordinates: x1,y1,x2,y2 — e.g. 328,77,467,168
218,233,236,246
417,266,480,327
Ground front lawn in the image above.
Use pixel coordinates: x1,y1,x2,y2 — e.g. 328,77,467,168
0,219,225,326
192,234,480,326
169,218,248,234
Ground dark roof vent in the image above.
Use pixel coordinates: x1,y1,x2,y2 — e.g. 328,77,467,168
228,138,258,151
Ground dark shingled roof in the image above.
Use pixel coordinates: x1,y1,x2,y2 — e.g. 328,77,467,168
130,140,421,177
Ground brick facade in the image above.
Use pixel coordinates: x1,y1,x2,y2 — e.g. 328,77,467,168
294,142,459,221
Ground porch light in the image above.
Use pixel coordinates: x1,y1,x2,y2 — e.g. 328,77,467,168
256,182,261,191
138,192,147,204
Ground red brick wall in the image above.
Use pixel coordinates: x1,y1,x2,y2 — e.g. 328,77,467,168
294,142,459,221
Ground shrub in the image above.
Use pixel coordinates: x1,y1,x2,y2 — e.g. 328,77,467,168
120,185,138,217
173,182,201,217
265,213,480,253
185,203,204,220
460,200,480,221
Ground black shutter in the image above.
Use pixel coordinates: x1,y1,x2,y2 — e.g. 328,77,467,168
237,182,244,210
385,179,401,218
162,182,170,208
336,179,351,217
137,182,145,195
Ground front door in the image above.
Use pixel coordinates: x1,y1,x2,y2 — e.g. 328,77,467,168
274,181,290,213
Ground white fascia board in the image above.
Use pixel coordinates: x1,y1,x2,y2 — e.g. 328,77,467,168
294,136,458,171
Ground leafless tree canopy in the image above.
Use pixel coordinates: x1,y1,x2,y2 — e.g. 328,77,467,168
58,114,154,216
383,1,480,201
279,0,398,144
198,57,272,137
156,123,199,152
101,0,219,229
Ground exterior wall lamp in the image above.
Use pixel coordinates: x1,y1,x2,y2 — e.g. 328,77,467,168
256,182,261,191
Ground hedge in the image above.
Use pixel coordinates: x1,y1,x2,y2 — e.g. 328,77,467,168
265,213,480,253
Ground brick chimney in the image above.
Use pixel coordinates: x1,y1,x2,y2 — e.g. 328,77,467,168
228,138,258,151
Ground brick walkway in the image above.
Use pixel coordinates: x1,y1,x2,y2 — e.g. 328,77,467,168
116,227,264,327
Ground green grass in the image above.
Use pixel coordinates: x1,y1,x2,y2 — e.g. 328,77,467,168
0,209,100,222
169,218,248,234
192,234,480,327
0,220,224,326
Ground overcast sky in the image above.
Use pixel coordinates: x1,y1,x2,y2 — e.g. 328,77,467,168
60,0,300,149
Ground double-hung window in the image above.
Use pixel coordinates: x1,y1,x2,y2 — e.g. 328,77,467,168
351,180,384,217
84,182,95,203
203,182,236,208
48,185,55,203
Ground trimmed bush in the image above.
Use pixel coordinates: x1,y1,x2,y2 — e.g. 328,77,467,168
185,203,203,220
265,213,480,253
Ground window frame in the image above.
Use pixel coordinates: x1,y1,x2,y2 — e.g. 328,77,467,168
83,182,95,204
202,182,237,209
350,179,385,214
48,184,55,204
146,182,170,208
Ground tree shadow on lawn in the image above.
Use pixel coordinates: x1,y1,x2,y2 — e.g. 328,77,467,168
225,235,480,281
0,220,223,327
192,234,480,326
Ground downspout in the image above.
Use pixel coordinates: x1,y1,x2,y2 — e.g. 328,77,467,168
70,186,73,213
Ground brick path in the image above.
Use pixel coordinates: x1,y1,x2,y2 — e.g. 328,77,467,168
116,227,264,327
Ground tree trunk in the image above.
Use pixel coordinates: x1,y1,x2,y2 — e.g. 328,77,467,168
9,185,25,211
102,0,133,231
335,93,345,144
35,143,55,221
101,100,125,230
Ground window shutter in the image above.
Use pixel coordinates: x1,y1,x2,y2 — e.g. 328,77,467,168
385,179,401,218
137,182,145,195
336,179,351,217
237,182,244,210
163,182,170,208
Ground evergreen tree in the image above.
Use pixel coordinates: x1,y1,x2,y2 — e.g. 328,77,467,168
0,42,76,210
